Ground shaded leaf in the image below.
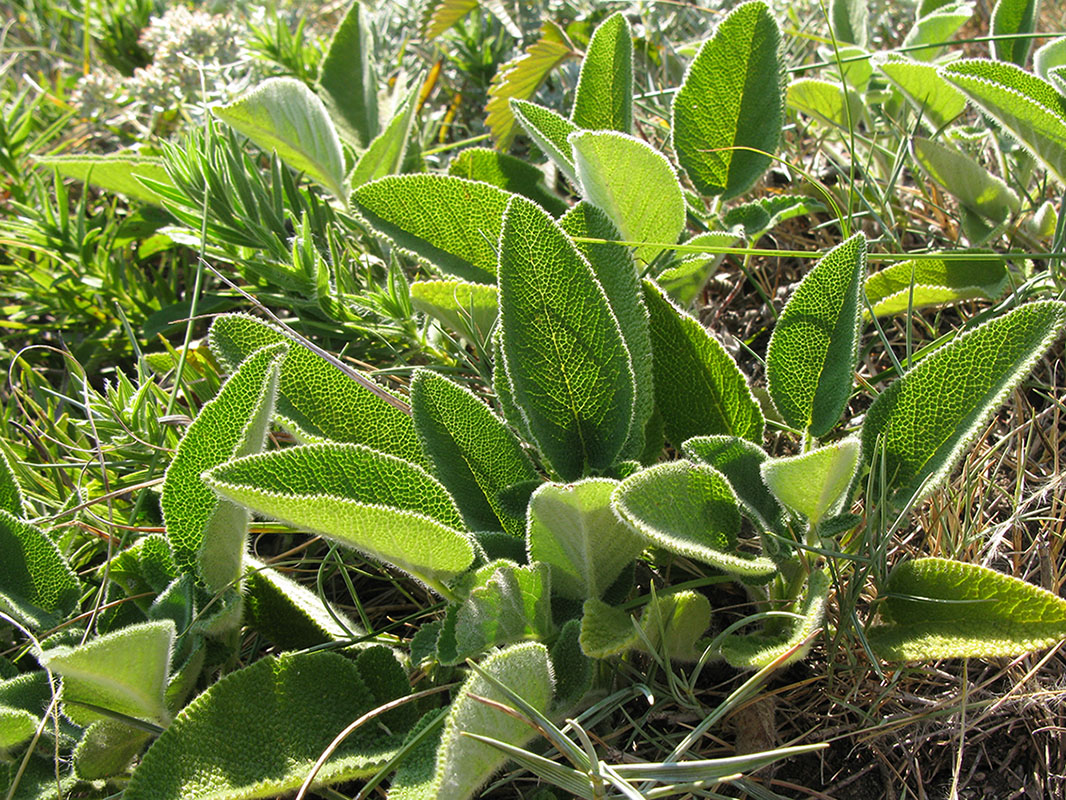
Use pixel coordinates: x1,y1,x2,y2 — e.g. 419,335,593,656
510,99,579,184
787,78,865,129
349,88,417,189
864,255,1009,317
579,597,638,658
0,450,26,520
74,719,151,780
990,0,1040,66
682,435,785,533
448,146,567,215
571,12,633,133
317,0,378,149
639,590,712,662
0,510,80,630
657,231,738,305
410,279,498,345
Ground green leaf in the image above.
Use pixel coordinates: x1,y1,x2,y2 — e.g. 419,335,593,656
829,0,868,47
869,558,1066,660
421,0,478,39
862,301,1066,506
34,153,173,205
656,231,738,305
549,619,592,710
990,0,1039,66
639,590,712,662
349,88,417,189
510,99,579,184
643,280,764,447
353,174,512,284
940,58,1066,184
766,232,866,437
431,642,554,800
0,449,26,520
39,620,175,727
787,77,865,129
496,196,636,480
569,130,685,265
1034,36,1066,82
486,22,575,149
204,443,475,591
123,652,406,800
0,672,54,752
448,147,568,215
903,3,973,61
0,510,80,630
873,54,967,132
316,0,378,149
74,719,151,780
215,77,347,200
527,479,645,600
761,437,860,525
721,195,821,240
571,12,633,133
107,534,177,601
411,370,537,536
671,0,784,199
613,462,777,577
0,707,37,751
410,279,498,345
864,255,1009,318
682,435,785,533
579,597,639,658
208,313,424,466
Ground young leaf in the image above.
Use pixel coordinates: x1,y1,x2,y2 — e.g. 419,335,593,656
316,0,379,149
123,652,406,800
760,437,860,525
873,54,967,132
613,462,777,578
580,597,639,658
721,195,819,240
1034,36,1066,81
569,130,685,265
656,231,738,305
766,232,866,438
787,78,865,129
643,280,764,447
34,153,173,205
639,590,712,662
349,88,417,189
421,0,478,39
74,719,152,780
410,279,498,345
204,443,475,591
510,99,579,184
353,174,512,284
527,479,645,601
682,435,785,533
448,147,567,215
864,255,1009,318
550,619,592,710
431,642,554,800
990,0,1039,66
496,196,636,481
0,509,80,630
862,301,1066,506
903,3,973,61
162,342,285,592
571,12,633,133
0,450,26,519
829,0,868,47
215,77,348,200
869,558,1066,660
671,0,784,198
411,369,537,536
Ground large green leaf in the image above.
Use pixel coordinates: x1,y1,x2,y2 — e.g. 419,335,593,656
613,462,777,577
123,652,408,800
349,88,417,189
411,369,536,536
448,147,568,215
874,54,967,132
682,435,785,534
410,279,498,346
316,0,379,149
205,443,475,591
862,300,1066,506
34,153,173,205
215,77,347,200
990,0,1040,66
864,255,1009,318
569,130,685,265
353,174,512,284
766,233,866,438
0,509,80,630
760,437,860,525
496,196,635,480
869,558,1066,660
571,12,632,133
162,343,284,592
643,280,763,447
671,0,784,198
510,99,579,184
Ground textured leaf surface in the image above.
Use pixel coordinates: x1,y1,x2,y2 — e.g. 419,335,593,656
639,590,712,662
0,509,80,629
1034,37,1066,81
162,343,284,591
874,54,967,131
571,12,632,133
671,0,784,198
657,231,738,305
124,652,405,800
0,450,25,518
787,78,864,128
721,195,818,239
497,196,635,480
570,130,684,265
682,436,784,533
527,479,644,600
863,301,1066,506
35,153,172,204
448,147,567,215
766,233,866,437
353,174,511,283
870,558,1066,660
643,280,763,447
912,137,1020,230
74,719,151,780
215,77,347,200
316,0,378,149
412,370,536,535
410,279,498,345
349,89,417,189
991,0,1039,66
580,597,639,658
421,0,477,39
510,99,579,184
205,443,474,589
613,462,777,577
864,256,1008,317
761,437,860,525
903,3,973,61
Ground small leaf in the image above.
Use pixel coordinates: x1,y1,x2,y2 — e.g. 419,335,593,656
571,12,633,133
215,77,347,200
205,443,475,590
990,0,1039,66
787,78,865,129
316,0,379,149
869,558,1066,660
0,707,38,751
643,280,764,447
349,88,418,189
760,437,860,525
862,301,1066,506
903,3,973,61
74,719,151,780
613,462,777,578
721,195,821,240
510,99,579,184
1034,37,1066,82
550,619,592,710
569,130,685,265
0,449,26,520
448,147,567,215
864,255,1009,317
766,233,866,437
34,153,172,205
410,279,498,345
682,435,785,533
580,597,639,658
829,0,868,47
0,509,80,630
639,590,712,662
421,0,478,39
873,54,967,132
657,231,739,305
107,534,178,602
671,0,784,198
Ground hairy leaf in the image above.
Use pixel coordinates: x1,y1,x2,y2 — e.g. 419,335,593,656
571,12,633,133
761,437,860,525
448,147,567,215
990,0,1040,66
864,256,1009,318
639,590,712,662
0,450,24,518
903,3,973,61
657,231,738,305
74,719,151,780
682,435,785,533
580,597,639,658
1034,36,1066,81
421,0,478,39
787,78,865,129
410,279,498,346
34,153,172,205
874,54,967,132
0,510,80,630
830,0,868,47
316,0,378,149
510,99,579,184
349,88,417,189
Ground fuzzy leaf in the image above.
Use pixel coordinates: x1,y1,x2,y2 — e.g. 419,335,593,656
550,619,592,710
761,437,860,525
571,12,632,133
862,301,1066,506
0,510,80,630
421,0,478,39
579,597,639,658
349,88,417,189
766,233,866,438
34,153,172,205
643,280,764,447
448,147,567,215
123,652,406,800
640,590,712,662
903,3,973,61
205,443,474,590
353,174,512,284
682,435,785,533
657,231,739,305
1034,37,1066,82
869,558,1066,660
671,0,784,198
0,707,38,751
874,54,967,132
570,130,685,265
496,196,635,480
410,279,498,345
74,719,151,780
613,462,777,577
510,99,579,184
316,0,378,149
991,0,1039,66
787,77,865,128
864,256,1009,318
829,0,868,46
107,534,177,601
0,450,25,518
721,195,820,239
215,77,347,200
411,369,536,536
